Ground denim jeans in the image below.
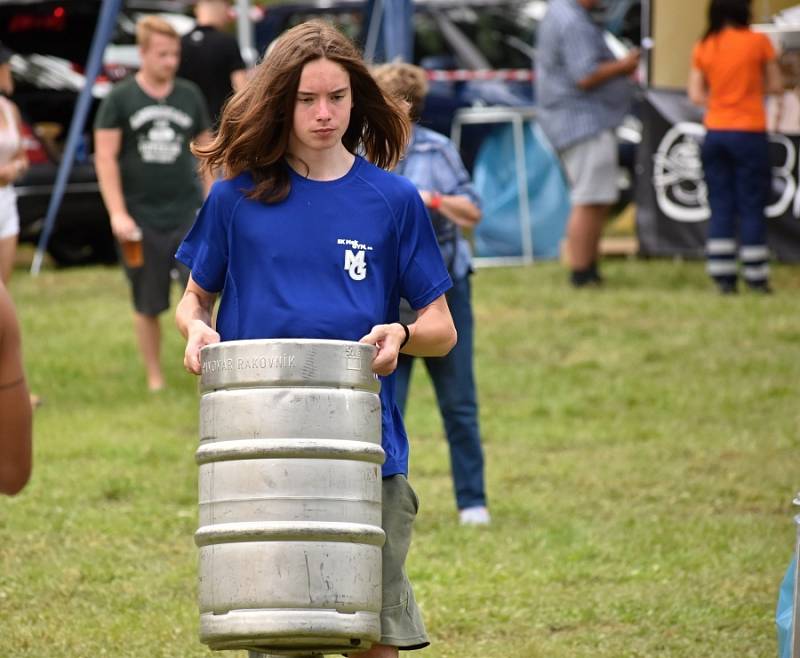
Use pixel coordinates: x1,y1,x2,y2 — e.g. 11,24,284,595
394,274,486,510
701,130,770,285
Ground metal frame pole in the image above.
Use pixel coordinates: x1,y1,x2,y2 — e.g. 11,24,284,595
364,0,385,63
511,114,534,264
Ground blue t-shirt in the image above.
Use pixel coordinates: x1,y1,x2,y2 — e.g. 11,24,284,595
176,155,452,477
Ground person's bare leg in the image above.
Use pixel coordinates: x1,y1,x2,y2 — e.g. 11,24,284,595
566,203,609,271
133,312,164,391
0,235,17,284
350,643,398,658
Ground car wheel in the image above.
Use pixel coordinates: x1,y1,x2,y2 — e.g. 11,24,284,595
47,228,117,267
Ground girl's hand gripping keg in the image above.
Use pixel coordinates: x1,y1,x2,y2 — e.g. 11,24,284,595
359,322,409,376
184,320,221,375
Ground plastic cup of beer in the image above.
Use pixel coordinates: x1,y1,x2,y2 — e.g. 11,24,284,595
121,227,143,268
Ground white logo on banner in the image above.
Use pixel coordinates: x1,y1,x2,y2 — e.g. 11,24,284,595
652,122,709,223
652,122,799,223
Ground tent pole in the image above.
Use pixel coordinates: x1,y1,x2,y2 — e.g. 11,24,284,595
31,0,123,275
235,0,257,67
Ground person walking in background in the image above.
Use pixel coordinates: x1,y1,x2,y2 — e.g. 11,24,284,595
94,16,212,391
0,43,29,284
372,63,489,526
175,20,457,657
689,0,782,294
178,0,247,126
0,279,32,496
536,0,639,288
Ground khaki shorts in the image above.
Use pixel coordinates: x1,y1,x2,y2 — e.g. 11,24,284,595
560,129,620,206
379,474,429,650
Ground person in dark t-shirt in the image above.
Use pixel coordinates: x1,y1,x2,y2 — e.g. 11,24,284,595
94,16,212,391
178,0,246,125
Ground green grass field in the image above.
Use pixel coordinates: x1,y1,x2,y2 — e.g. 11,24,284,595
1,258,798,657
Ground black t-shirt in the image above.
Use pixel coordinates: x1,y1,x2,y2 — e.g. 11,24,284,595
178,25,246,124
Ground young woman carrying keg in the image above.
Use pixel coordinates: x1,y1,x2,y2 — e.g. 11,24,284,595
175,19,456,658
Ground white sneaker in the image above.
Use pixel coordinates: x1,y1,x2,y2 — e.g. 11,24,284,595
459,506,491,526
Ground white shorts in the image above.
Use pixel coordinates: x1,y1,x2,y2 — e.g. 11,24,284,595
0,185,19,240
560,129,619,206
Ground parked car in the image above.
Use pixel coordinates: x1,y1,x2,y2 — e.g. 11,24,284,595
0,0,194,266
254,0,639,171
3,0,639,265
256,0,539,161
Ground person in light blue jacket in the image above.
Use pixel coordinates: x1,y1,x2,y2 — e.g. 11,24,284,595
373,63,490,526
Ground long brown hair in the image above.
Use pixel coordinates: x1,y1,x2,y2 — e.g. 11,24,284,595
193,19,410,204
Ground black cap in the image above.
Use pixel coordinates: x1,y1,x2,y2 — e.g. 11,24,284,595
0,42,13,65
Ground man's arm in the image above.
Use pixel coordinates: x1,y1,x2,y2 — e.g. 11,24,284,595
0,282,32,496
577,48,640,91
418,140,482,228
176,275,220,374
94,128,140,241
687,67,708,106
419,190,481,229
360,295,457,376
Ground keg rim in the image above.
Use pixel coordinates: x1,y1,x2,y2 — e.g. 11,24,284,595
201,338,377,352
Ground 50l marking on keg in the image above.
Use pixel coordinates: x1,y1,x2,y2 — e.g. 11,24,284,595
344,346,362,371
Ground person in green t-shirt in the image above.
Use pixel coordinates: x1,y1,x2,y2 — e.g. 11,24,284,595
95,15,212,391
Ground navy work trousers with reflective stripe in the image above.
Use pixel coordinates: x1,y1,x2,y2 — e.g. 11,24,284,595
701,129,770,285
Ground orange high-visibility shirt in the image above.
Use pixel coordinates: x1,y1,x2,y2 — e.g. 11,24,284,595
692,27,776,131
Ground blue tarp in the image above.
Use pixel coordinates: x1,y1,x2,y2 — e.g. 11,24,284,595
472,121,571,260
778,556,795,658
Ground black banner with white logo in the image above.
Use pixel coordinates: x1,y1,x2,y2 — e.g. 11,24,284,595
635,89,800,262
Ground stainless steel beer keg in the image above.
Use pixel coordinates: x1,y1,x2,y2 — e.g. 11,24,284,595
196,339,385,655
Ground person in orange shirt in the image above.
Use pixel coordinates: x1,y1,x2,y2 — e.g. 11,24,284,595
688,0,783,294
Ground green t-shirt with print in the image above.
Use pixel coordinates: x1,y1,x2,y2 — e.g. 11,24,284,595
94,77,211,230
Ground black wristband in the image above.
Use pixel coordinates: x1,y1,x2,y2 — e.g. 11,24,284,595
398,322,410,349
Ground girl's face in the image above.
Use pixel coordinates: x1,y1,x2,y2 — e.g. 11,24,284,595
289,57,353,156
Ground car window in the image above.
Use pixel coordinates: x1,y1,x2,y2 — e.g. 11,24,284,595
257,1,537,72
414,11,456,67
285,9,364,45
440,5,535,69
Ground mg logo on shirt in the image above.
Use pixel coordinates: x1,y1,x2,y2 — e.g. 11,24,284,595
338,237,374,281
344,249,367,281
